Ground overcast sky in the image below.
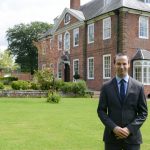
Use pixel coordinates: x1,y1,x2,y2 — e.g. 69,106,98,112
0,0,90,51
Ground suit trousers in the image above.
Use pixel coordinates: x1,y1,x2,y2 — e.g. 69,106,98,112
105,142,140,150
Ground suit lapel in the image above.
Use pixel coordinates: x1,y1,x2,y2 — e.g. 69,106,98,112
123,77,132,104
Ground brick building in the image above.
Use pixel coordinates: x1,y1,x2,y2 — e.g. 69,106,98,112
35,0,150,97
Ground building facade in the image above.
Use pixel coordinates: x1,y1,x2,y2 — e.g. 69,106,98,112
35,0,150,97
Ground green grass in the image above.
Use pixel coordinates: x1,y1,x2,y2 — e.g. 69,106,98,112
0,98,149,150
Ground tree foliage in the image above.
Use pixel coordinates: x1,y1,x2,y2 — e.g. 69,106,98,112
6,22,52,74
0,50,19,73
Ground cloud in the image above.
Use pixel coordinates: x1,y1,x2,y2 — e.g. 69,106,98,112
0,0,89,50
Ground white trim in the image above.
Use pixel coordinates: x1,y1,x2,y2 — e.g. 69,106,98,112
53,8,85,33
42,64,46,70
88,23,94,44
103,17,111,40
87,57,94,80
73,59,79,76
133,60,150,85
103,54,111,79
57,62,62,79
64,31,70,52
64,13,70,25
58,34,62,50
73,28,79,47
139,16,149,39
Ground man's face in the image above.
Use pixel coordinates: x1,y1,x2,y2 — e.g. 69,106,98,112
114,55,130,78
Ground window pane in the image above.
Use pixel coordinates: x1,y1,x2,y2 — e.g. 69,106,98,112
73,28,79,46
103,55,111,78
148,68,150,83
88,24,94,43
143,67,147,83
74,60,79,75
135,67,142,82
58,34,62,50
64,32,70,50
103,17,111,39
58,63,62,78
139,16,148,38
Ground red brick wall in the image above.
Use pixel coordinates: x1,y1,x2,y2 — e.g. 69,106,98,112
36,10,150,96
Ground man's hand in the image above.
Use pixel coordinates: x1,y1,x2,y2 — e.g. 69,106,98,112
113,126,130,139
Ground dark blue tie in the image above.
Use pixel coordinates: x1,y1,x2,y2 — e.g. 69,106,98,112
120,79,125,102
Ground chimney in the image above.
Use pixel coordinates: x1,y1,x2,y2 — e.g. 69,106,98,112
70,0,80,10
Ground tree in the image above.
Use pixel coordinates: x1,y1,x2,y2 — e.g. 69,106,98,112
6,22,52,74
0,50,20,74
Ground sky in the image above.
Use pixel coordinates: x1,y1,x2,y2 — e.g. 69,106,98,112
0,0,90,51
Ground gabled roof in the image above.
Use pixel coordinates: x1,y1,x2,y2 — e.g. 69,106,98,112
53,8,85,33
80,0,150,20
132,49,150,60
40,0,150,39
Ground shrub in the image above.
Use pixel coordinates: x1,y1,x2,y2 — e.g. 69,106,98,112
53,79,64,91
73,73,80,80
60,82,72,93
0,76,18,85
33,69,54,90
71,80,87,96
0,82,4,89
30,82,40,90
47,92,61,103
11,80,29,90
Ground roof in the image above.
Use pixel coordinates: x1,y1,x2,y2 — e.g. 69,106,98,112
132,49,150,60
39,0,150,39
80,0,150,20
38,28,53,40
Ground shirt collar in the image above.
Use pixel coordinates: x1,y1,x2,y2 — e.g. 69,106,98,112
116,74,129,84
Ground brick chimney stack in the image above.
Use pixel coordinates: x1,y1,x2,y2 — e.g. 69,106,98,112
70,0,80,10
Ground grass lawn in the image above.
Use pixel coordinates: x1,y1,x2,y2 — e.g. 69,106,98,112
0,98,149,150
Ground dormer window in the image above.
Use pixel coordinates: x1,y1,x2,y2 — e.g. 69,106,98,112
145,0,150,3
64,13,70,25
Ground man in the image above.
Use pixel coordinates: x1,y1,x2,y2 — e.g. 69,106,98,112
97,53,148,150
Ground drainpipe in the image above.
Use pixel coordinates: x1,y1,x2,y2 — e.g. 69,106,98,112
83,22,87,81
114,9,120,53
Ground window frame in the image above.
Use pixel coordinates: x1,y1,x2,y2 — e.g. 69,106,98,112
87,57,94,80
88,23,94,44
64,13,70,25
58,34,62,50
139,16,149,39
133,60,150,85
42,64,46,70
57,62,62,79
145,0,150,3
103,17,111,40
103,54,111,79
73,28,79,47
73,59,79,76
64,31,70,51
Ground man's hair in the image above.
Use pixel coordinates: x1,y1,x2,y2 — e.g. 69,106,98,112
114,52,130,64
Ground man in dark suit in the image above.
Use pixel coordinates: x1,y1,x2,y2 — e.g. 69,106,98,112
97,53,148,150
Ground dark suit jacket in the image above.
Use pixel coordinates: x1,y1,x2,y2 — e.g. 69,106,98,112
97,77,148,144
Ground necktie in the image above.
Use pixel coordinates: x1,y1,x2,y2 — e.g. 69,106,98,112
120,79,125,102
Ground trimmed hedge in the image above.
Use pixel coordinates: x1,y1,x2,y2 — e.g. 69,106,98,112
11,80,30,90
0,76,18,85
